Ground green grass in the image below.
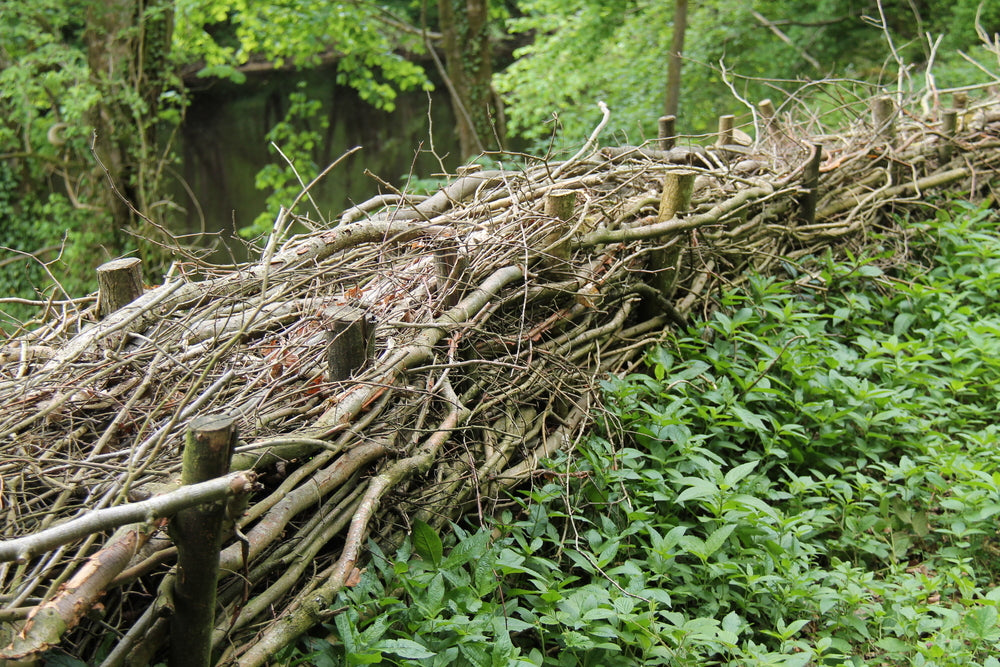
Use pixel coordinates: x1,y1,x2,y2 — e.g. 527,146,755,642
301,201,1000,666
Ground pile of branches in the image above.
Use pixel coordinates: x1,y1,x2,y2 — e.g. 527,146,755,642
1,86,999,665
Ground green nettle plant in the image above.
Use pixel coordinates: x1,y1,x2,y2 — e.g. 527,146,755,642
292,201,1000,666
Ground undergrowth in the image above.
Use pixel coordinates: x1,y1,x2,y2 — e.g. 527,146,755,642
299,201,1000,666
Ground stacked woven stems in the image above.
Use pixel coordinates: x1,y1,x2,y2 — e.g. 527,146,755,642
1,84,999,664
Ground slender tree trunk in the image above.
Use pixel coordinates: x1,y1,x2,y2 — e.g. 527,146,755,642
664,0,688,118
84,0,174,255
437,0,500,159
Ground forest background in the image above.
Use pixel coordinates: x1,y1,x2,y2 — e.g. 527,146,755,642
1,0,998,328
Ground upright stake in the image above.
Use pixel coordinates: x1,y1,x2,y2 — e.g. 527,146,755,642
873,96,896,141
716,114,735,147
541,189,577,275
434,242,468,309
939,109,958,163
953,92,969,131
96,257,143,318
758,98,776,142
658,115,676,151
169,414,237,667
657,172,696,222
326,308,376,382
650,171,696,302
797,143,823,226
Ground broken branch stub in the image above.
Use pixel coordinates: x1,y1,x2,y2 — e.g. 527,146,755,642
874,95,896,141
939,109,958,163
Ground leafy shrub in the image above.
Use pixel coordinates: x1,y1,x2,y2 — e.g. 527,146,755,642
302,202,1000,666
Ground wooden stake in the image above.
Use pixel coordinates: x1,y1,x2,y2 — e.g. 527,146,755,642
716,114,735,147
326,308,376,382
169,414,237,667
434,242,468,309
758,98,775,120
96,257,143,318
658,115,676,151
657,172,696,222
873,96,896,140
798,143,823,225
646,171,697,304
758,98,776,142
541,189,577,271
939,109,958,163
953,92,970,131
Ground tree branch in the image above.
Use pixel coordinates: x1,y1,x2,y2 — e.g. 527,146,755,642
0,472,256,563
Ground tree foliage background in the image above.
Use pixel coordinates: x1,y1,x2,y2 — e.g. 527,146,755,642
497,0,1000,146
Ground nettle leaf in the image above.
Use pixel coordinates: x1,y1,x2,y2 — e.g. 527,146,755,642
894,311,917,336
679,535,708,560
661,525,687,550
423,572,445,615
721,611,743,636
703,524,736,558
723,460,760,488
442,528,490,569
731,405,768,433
358,612,391,646
647,346,673,378
723,494,780,521
375,638,437,660
334,610,358,655
675,477,719,504
875,637,911,654
965,606,1000,641
459,641,491,667
411,519,443,567
669,359,712,384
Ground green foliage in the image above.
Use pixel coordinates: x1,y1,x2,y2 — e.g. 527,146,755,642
496,0,675,147
173,0,432,110
293,522,536,666
173,1,438,241
290,201,1000,665
496,0,1000,149
3,0,443,323
0,0,124,327
243,84,328,240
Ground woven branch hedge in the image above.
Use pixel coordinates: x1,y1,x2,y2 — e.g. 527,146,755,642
1,86,999,664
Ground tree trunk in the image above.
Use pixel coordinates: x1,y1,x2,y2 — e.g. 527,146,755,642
664,0,688,118
437,0,500,159
84,0,174,255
